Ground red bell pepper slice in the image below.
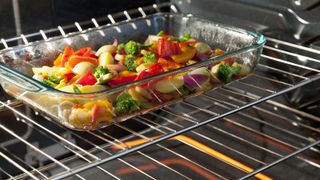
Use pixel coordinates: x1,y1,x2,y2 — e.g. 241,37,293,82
63,72,76,83
107,75,137,87
135,63,164,80
157,38,181,57
76,70,97,86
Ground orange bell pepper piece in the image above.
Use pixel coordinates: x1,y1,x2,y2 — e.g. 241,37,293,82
157,58,181,71
66,55,99,68
171,45,196,64
53,45,74,67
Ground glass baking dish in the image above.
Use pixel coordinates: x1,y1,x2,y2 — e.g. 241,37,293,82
0,13,265,131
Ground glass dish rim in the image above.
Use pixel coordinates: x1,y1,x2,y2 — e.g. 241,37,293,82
0,12,266,96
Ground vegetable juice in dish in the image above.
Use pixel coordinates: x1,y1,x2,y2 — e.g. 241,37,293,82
32,31,251,128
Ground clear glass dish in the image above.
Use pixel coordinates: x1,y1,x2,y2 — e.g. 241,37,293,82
0,13,265,131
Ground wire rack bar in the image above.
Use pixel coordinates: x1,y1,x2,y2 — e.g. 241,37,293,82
239,140,320,180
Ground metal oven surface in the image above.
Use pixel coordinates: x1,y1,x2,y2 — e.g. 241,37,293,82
0,1,319,179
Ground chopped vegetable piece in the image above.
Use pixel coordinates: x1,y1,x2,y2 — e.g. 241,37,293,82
157,38,181,57
76,70,97,86
115,92,140,115
124,41,140,55
116,43,125,54
135,63,164,80
67,55,98,68
53,45,74,67
124,56,137,71
99,52,114,67
94,66,110,79
168,33,192,42
143,52,156,64
124,41,152,55
217,63,241,83
157,31,165,36
72,62,96,75
96,73,113,85
107,75,137,87
155,76,184,93
171,45,196,64
48,76,62,84
72,85,82,93
95,45,116,56
158,58,181,71
43,79,57,87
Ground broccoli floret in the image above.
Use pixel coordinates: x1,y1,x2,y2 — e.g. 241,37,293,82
124,56,137,71
116,43,125,54
124,41,140,55
94,66,109,78
218,63,241,83
143,52,156,64
115,92,140,115
124,40,153,55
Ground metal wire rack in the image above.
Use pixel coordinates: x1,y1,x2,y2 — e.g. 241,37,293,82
0,2,319,180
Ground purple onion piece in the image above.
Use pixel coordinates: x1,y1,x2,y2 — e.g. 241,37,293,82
183,74,209,90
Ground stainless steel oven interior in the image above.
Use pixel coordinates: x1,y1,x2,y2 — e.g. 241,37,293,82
0,0,319,179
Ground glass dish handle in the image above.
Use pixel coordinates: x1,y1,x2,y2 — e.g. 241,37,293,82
0,64,47,92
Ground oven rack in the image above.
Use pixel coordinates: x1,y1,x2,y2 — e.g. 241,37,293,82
0,3,319,180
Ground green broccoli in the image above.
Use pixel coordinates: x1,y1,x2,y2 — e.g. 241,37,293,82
115,92,140,115
218,63,241,83
116,43,125,54
94,66,109,78
124,41,140,55
124,56,137,71
143,52,156,64
124,40,153,55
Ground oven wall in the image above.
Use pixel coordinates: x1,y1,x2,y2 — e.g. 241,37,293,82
0,0,161,39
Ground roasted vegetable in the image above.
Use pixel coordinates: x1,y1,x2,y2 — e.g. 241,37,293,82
217,63,241,83
143,51,156,64
115,92,140,115
94,66,109,79
124,56,137,71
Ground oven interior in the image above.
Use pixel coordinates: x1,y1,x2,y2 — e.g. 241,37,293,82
0,0,319,179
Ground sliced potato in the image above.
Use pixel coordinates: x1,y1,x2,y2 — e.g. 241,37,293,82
32,66,67,76
136,63,152,73
210,63,221,77
155,76,184,93
80,85,107,93
99,52,114,67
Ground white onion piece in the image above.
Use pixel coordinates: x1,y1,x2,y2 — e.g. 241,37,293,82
106,64,127,72
72,62,96,75
95,45,116,56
